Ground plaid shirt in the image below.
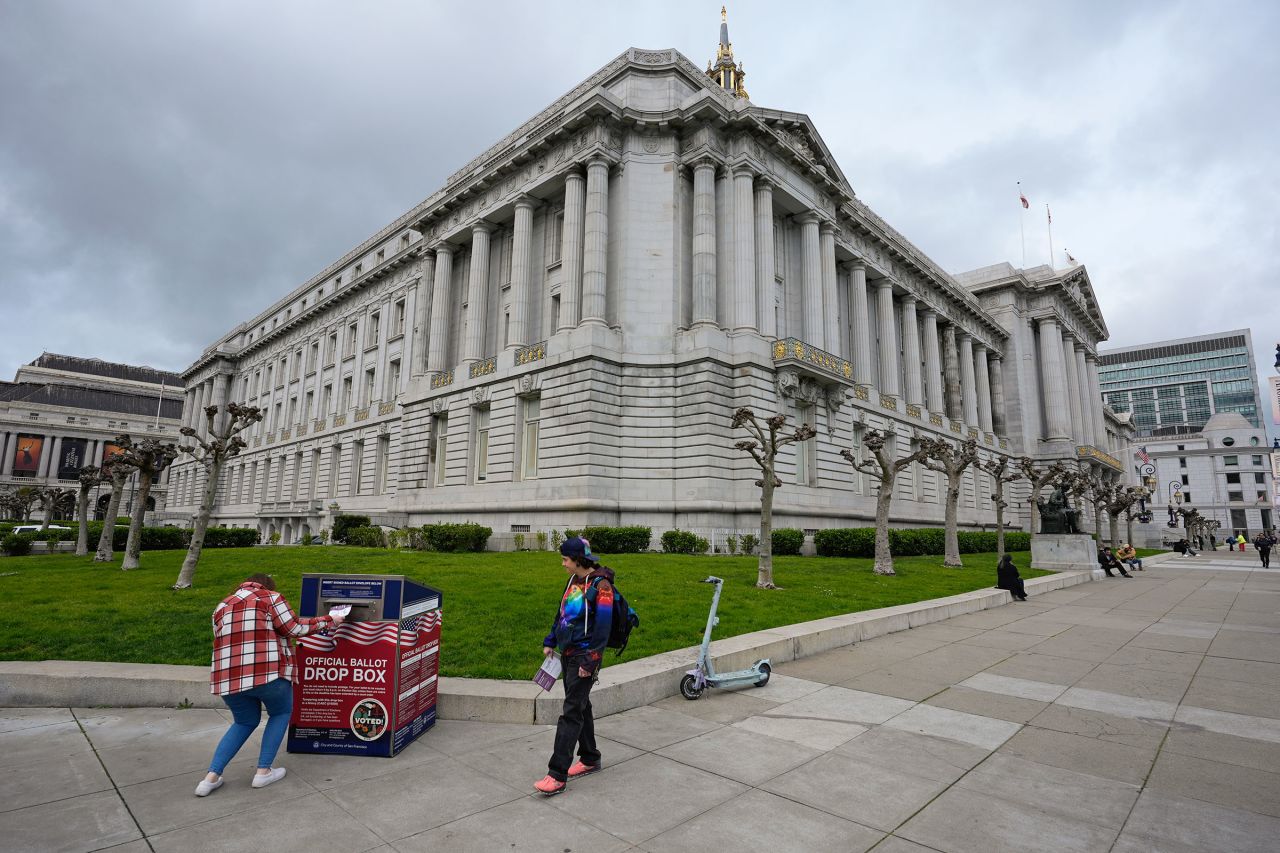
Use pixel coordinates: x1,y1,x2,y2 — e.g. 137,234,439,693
209,582,334,696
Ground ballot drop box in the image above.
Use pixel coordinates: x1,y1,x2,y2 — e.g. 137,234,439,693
287,573,442,757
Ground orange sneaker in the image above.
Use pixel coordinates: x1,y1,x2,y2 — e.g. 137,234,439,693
533,775,566,796
567,761,601,779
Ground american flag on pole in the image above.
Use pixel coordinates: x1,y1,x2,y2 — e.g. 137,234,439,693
1135,446,1151,465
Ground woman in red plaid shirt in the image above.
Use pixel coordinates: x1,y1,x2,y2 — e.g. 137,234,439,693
195,573,343,797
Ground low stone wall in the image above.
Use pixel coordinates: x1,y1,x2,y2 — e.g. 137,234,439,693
0,569,1098,722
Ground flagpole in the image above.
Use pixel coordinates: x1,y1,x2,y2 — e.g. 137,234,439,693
1045,204,1055,269
154,381,164,430
1017,182,1026,268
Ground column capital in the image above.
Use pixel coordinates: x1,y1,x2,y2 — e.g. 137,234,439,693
513,194,537,212
1084,351,1098,363
470,220,493,236
729,161,758,180
754,175,775,192
431,241,455,256
875,277,894,292
795,211,821,226
585,154,615,170
901,294,918,308
563,165,586,182
819,220,836,236
1074,341,1088,354
921,306,937,319
689,156,719,173
958,330,973,342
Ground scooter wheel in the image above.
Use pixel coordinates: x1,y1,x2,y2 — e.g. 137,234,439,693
680,674,704,700
754,662,771,688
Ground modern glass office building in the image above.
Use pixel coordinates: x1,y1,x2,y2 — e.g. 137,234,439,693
1097,329,1264,438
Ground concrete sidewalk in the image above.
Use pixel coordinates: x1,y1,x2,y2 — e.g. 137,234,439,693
3,555,1279,852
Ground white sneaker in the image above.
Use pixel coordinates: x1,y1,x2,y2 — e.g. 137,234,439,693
251,767,287,788
194,776,223,797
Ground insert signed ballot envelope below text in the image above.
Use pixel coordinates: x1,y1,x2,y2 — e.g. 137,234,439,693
328,604,352,618
534,653,562,691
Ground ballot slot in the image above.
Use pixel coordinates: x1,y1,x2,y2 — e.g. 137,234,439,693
322,599,379,623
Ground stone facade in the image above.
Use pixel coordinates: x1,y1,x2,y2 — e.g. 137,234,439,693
168,46,1130,546
0,353,184,522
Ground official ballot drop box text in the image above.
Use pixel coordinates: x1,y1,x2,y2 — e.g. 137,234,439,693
287,573,442,757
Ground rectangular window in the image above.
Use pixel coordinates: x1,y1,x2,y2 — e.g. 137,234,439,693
347,323,358,357
796,405,817,486
327,333,338,364
304,391,314,422
1224,455,1238,466
351,441,364,495
322,383,332,417
1226,473,1241,484
433,415,448,486
1255,473,1266,484
1181,474,1189,485
309,342,319,372
375,434,390,493
386,359,401,400
293,350,302,380
308,449,320,500
521,397,540,480
275,455,286,500
341,377,352,411
367,312,380,348
546,211,564,264
287,397,297,426
1228,491,1243,502
376,249,385,265
290,453,301,500
247,462,257,504
363,368,376,406
393,300,406,337
1182,491,1191,503
1252,455,1264,466
1179,457,1187,468
473,408,490,483
261,458,272,502
326,445,339,498
551,294,561,332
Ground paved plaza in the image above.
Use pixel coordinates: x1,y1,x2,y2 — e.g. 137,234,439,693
3,551,1279,852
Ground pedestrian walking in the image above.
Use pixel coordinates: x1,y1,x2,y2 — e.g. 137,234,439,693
1256,532,1274,569
535,536,615,796
196,573,342,797
996,554,1028,600
1237,532,1247,552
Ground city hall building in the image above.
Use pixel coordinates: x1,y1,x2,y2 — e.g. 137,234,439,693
169,28,1133,546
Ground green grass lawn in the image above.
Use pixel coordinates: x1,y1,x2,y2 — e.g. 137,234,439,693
0,548,1054,680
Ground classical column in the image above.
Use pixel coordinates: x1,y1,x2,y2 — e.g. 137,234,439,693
1086,354,1107,448
943,324,962,419
990,356,1008,435
876,280,900,396
559,169,585,331
211,372,232,434
922,310,945,412
820,222,839,349
411,250,436,375
899,297,924,406
798,214,823,349
198,381,213,439
959,333,978,424
45,436,62,479
851,262,873,384
181,388,196,429
580,156,610,326
975,344,994,432
754,178,776,338
461,223,492,364
1038,317,1071,441
508,196,534,349
1061,331,1083,445
1074,345,1095,446
733,166,757,332
426,244,454,374
691,159,718,327
0,432,13,477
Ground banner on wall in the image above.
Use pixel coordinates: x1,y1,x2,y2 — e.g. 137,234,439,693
100,442,126,476
13,434,44,476
57,438,89,480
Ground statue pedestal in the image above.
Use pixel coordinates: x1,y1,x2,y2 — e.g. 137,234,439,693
1031,534,1097,572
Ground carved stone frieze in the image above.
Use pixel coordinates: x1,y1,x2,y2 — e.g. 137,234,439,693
515,372,543,398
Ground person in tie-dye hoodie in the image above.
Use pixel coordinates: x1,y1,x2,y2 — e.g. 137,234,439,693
534,535,614,795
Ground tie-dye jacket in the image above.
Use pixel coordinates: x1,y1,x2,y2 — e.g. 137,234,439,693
543,567,615,675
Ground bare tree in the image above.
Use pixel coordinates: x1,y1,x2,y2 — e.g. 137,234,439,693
977,454,1023,556
918,437,979,567
841,429,931,576
173,402,263,590
36,487,76,531
3,486,40,523
1072,472,1110,541
74,466,102,557
1107,485,1148,548
732,407,817,589
109,438,178,570
1018,458,1069,537
94,443,137,562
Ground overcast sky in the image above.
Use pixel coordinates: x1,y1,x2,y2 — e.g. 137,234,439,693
2,0,1277,431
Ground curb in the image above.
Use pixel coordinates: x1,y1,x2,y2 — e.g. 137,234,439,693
0,570,1097,722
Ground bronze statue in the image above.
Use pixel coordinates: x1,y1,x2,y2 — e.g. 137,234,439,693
1038,484,1081,534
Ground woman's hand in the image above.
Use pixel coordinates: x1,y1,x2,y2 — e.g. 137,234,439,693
543,646,554,657
331,613,345,626
578,666,592,678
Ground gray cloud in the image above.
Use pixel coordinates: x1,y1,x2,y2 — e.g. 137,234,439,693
2,0,1277,430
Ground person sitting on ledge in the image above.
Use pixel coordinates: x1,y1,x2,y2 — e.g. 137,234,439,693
1178,538,1198,557
996,554,1028,601
1117,543,1143,572
1098,546,1133,578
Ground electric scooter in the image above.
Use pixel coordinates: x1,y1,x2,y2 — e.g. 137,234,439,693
680,576,771,700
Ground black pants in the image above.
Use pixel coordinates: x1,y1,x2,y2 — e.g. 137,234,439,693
548,658,601,782
1261,547,1272,568
999,578,1026,599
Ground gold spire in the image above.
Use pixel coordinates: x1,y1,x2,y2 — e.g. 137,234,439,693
707,6,748,99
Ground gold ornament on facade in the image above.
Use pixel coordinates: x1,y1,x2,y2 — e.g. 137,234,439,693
773,341,786,359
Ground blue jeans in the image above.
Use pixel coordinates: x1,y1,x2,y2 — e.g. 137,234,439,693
209,677,293,774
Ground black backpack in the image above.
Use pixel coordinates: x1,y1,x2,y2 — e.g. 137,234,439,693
591,576,639,657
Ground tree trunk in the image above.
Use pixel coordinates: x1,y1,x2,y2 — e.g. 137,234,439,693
995,498,1006,556
94,475,127,562
39,506,51,532
175,461,220,589
873,474,897,575
1094,505,1103,540
943,475,962,567
1125,513,1135,547
757,472,775,589
121,470,154,570
75,486,91,557
1109,512,1120,549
